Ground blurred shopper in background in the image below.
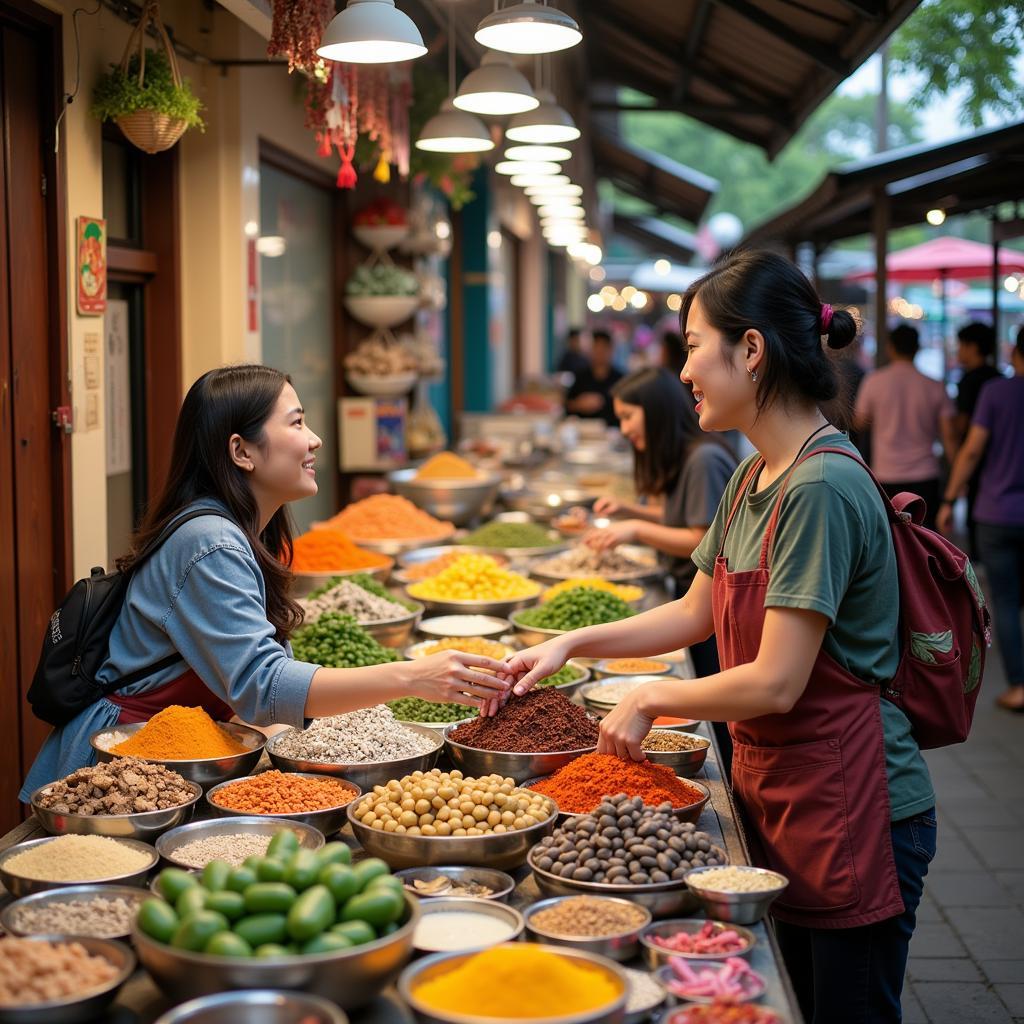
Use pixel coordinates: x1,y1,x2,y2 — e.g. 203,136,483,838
661,329,686,377
939,327,1024,712
565,329,623,426
555,325,590,379
954,322,1002,558
855,323,957,529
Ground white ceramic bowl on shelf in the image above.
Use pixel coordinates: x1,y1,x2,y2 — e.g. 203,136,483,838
344,295,419,329
347,371,418,397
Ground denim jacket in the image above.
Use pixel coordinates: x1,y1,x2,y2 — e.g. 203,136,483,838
21,501,317,800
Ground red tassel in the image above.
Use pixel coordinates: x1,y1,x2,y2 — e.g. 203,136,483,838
336,143,357,189
316,131,332,158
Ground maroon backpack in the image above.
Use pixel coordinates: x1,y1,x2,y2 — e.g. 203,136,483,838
795,446,990,749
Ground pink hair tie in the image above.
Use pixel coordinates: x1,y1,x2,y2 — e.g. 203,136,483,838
820,303,834,333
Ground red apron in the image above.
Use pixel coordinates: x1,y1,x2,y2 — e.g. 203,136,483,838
107,668,234,725
712,457,904,928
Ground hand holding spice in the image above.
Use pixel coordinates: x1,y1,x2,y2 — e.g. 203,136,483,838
109,706,248,761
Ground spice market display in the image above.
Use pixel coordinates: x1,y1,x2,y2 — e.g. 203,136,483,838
315,493,453,543
106,705,249,760
33,758,195,814
405,553,541,603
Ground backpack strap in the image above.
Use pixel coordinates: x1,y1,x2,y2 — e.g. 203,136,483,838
758,445,906,569
105,506,230,692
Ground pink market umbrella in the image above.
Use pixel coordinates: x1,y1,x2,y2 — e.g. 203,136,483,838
846,236,1024,282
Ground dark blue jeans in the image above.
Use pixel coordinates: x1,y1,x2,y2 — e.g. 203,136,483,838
775,810,937,1024
976,522,1024,685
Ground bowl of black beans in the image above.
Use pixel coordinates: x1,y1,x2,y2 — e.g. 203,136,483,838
528,795,728,919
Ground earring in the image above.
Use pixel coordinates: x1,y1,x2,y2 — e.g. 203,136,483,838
749,369,758,383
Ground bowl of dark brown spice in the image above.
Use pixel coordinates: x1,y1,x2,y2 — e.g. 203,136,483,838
444,689,599,784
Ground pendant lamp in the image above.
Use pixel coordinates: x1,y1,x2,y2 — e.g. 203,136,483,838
506,94,579,143
416,11,494,153
503,144,572,163
495,160,560,176
475,1,582,56
454,51,538,116
538,204,584,219
318,0,427,64
525,181,583,197
510,172,569,188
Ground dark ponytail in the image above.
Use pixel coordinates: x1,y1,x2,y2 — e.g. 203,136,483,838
118,364,303,642
680,250,858,410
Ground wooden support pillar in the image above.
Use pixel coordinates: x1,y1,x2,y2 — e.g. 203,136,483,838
872,186,890,367
991,213,1001,343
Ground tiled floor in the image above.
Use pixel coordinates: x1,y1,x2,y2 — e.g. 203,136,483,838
901,617,1024,1023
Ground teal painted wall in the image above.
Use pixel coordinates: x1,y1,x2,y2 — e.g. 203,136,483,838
460,166,492,413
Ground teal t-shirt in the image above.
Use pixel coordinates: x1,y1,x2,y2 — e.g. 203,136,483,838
692,433,934,821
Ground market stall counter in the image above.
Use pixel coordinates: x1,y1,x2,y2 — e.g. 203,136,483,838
0,722,803,1023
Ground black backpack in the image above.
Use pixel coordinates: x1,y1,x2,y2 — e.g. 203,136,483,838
27,507,226,727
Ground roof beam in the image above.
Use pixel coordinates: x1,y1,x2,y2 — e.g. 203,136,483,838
709,0,850,76
672,0,712,104
833,0,885,17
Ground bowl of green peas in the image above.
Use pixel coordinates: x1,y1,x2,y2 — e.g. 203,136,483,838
290,613,403,670
385,697,479,735
510,588,635,647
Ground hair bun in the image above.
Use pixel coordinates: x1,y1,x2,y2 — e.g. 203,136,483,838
825,308,858,350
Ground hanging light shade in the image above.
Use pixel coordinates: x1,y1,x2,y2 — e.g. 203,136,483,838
506,89,580,143
511,172,569,188
416,100,494,153
525,181,583,198
503,144,572,163
475,1,582,55
539,204,584,220
318,0,427,63
495,160,560,176
529,191,581,206
453,51,538,116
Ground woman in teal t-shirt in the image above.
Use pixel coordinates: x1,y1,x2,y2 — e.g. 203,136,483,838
504,251,935,1024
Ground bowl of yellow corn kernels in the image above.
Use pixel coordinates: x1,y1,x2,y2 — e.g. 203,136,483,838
404,553,542,616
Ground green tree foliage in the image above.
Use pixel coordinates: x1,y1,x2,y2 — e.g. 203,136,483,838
622,91,921,231
889,0,1024,127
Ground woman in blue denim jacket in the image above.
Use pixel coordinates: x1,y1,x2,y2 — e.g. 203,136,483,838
22,365,509,798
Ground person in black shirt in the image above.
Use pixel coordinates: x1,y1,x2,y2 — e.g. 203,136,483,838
955,322,1001,557
555,326,590,379
565,330,623,426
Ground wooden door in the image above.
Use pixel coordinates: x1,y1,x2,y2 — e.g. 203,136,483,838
0,2,69,828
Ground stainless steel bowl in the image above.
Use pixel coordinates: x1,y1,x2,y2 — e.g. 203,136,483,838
356,531,457,558
205,773,361,837
531,545,662,585
0,885,149,941
0,935,134,1024
0,836,158,897
640,735,710,778
398,942,629,1024
639,918,757,967
265,726,442,793
503,486,598,523
153,990,350,1024
388,714,478,737
529,849,699,920
394,866,516,903
155,816,325,869
536,661,591,695
347,797,558,870
417,614,511,639
132,891,420,1010
291,560,394,597
361,600,424,649
405,638,515,661
523,896,652,962
89,721,267,790
404,587,542,618
397,545,504,573
683,865,789,925
412,896,525,954
388,468,502,528
30,779,203,842
443,728,597,785
654,960,767,1004
522,778,710,826
579,677,670,713
508,611,569,647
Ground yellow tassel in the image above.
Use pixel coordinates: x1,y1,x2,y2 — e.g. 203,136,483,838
373,153,391,183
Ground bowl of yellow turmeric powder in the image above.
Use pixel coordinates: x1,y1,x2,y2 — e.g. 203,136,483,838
90,707,267,790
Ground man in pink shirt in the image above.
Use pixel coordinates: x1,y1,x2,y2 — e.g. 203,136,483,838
855,323,957,529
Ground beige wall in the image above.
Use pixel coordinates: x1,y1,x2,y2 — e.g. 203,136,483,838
44,0,328,576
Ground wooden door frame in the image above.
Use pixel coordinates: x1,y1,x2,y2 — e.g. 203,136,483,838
0,0,71,588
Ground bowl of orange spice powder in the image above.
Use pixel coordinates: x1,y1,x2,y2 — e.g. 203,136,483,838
290,529,395,597
205,771,361,836
91,706,267,790
387,454,502,529
314,494,456,556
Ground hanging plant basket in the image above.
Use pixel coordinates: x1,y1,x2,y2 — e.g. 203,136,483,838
91,0,204,154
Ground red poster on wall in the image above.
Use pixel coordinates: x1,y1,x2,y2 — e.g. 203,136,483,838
76,216,107,316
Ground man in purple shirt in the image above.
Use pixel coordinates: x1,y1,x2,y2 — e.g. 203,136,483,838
940,328,1024,711
855,323,957,529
